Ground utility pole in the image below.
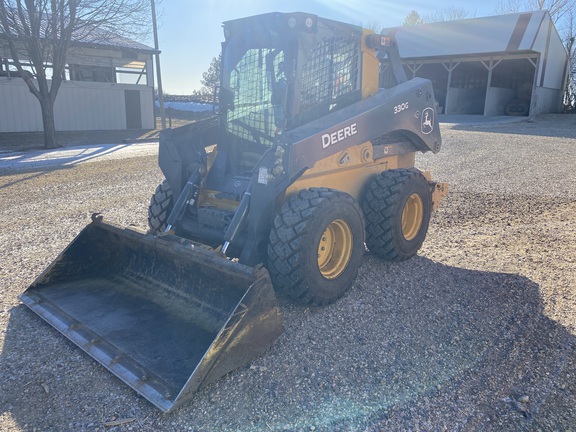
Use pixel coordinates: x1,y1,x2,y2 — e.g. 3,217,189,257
151,0,166,129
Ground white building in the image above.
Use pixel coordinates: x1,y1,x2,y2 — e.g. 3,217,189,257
382,10,568,116
0,31,156,132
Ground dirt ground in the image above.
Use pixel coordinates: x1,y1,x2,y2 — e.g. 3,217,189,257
0,114,575,431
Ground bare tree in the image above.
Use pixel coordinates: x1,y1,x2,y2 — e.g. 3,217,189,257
495,0,575,21
424,6,472,23
363,20,385,34
561,9,576,109
564,10,576,65
494,0,529,14
0,0,152,149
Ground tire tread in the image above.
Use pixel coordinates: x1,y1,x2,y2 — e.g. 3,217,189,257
268,188,364,306
362,168,430,261
147,179,173,233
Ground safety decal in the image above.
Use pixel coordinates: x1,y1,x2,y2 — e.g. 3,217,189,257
421,107,434,135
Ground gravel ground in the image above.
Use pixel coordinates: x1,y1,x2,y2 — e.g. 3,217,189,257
1,114,575,431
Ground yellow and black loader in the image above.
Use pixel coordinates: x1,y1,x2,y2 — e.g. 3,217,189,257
20,12,447,412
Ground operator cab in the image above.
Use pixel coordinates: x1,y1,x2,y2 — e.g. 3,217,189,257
215,12,364,177
192,13,366,247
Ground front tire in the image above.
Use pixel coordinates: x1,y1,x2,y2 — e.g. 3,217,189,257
267,188,365,306
148,179,173,234
362,169,431,261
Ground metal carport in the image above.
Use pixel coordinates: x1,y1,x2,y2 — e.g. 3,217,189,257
381,10,568,116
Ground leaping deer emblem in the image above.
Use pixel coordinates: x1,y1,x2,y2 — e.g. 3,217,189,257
421,108,434,134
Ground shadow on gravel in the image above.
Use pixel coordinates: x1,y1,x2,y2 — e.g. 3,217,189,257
1,256,575,431
0,143,133,179
446,114,576,139
0,143,143,192
0,165,74,192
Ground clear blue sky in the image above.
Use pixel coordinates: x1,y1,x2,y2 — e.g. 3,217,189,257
152,1,505,94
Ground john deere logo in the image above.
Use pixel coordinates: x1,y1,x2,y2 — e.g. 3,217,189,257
322,123,358,149
421,108,434,135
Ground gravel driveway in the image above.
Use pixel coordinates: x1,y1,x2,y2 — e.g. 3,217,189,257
1,115,575,431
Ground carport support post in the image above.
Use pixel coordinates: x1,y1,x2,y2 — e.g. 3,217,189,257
481,58,502,116
528,57,538,116
406,63,422,79
442,61,459,115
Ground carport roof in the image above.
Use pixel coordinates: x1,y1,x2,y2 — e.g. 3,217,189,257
385,10,554,59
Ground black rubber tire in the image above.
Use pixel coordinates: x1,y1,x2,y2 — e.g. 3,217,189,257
148,179,173,234
362,168,431,261
267,188,365,306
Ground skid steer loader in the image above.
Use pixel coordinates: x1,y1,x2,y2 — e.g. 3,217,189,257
20,12,447,412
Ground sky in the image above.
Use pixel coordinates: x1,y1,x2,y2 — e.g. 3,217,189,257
150,1,507,95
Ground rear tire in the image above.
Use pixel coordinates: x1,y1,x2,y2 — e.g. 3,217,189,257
362,168,431,261
148,180,173,234
267,188,365,306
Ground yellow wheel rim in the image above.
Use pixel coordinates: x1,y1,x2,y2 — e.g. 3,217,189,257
402,193,424,241
317,219,353,280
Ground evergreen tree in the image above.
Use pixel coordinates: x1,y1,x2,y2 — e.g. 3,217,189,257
403,10,424,26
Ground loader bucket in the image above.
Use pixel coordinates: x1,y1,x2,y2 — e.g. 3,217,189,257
19,220,283,412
